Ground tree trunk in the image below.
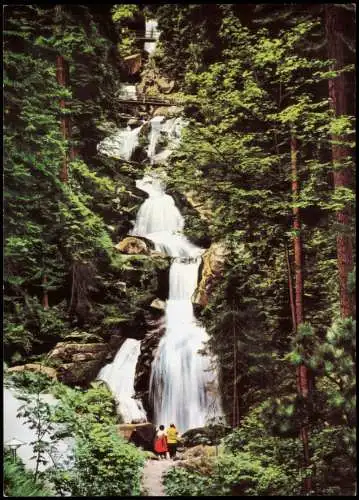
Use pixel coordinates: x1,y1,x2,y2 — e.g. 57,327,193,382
291,134,312,493
325,4,354,319
285,243,296,333
56,54,71,182
42,274,49,309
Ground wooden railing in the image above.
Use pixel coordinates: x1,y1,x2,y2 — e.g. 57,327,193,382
116,95,188,107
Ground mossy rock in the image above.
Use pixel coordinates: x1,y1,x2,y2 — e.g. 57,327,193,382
181,424,232,448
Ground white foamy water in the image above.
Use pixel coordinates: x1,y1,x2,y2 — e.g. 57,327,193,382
97,124,142,161
144,19,159,55
97,338,147,423
134,176,222,431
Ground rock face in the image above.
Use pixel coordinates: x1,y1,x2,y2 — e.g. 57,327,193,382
180,424,232,448
193,242,229,307
123,53,142,75
153,106,183,118
115,236,149,255
134,315,166,419
128,423,157,451
47,341,123,386
150,298,166,310
7,363,57,380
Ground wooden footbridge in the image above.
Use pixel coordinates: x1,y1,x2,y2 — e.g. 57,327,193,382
117,94,187,107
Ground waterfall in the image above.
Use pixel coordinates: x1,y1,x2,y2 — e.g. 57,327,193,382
133,176,222,432
147,116,165,162
144,19,159,55
98,338,147,423
97,124,142,161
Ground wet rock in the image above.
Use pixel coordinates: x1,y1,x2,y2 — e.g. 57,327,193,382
156,76,175,94
153,106,183,118
180,424,232,448
47,342,110,387
134,315,166,419
57,360,105,386
97,120,119,134
150,298,166,311
123,422,157,451
48,342,109,361
193,242,230,307
115,237,150,255
127,118,143,128
7,363,57,380
123,53,142,75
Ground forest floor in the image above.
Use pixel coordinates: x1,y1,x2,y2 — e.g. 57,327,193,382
141,458,177,496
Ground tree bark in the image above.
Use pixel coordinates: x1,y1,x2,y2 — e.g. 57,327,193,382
325,4,355,319
285,243,296,333
42,274,49,310
56,54,71,183
291,134,312,493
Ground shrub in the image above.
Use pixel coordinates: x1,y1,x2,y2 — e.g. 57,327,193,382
48,423,145,496
3,451,52,497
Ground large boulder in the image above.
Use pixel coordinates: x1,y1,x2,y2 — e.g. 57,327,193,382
193,242,229,307
150,298,166,311
153,106,183,118
47,342,110,386
123,53,142,75
124,422,157,451
180,424,232,448
7,363,57,380
115,237,149,255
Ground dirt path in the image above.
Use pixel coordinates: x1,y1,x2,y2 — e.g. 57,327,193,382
141,458,176,496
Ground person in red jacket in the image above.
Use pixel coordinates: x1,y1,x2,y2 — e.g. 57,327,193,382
154,425,168,459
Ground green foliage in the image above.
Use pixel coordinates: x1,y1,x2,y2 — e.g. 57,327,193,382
49,424,145,496
3,451,53,497
51,382,118,434
46,383,145,496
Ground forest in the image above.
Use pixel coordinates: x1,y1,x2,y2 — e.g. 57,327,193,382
3,3,356,497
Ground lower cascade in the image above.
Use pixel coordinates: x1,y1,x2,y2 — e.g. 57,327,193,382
99,175,222,432
98,338,147,423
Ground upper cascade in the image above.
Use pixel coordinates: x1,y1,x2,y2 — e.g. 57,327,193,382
144,19,160,55
96,114,185,165
97,123,143,161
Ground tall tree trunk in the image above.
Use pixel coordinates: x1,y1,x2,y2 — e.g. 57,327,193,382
56,55,71,183
42,274,49,309
325,4,354,319
291,134,312,493
285,243,296,333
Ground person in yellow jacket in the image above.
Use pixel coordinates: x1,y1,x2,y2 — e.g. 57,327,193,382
166,423,179,458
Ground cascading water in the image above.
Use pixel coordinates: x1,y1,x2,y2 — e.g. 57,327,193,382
144,19,159,55
97,124,143,161
96,37,221,428
132,176,222,432
98,338,147,423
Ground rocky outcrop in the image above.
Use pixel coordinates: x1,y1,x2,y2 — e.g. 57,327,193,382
47,340,124,387
134,315,166,419
137,61,176,98
180,424,232,448
150,298,166,311
185,190,213,222
128,423,157,451
123,53,142,75
115,236,150,255
7,363,57,380
193,242,229,307
153,105,183,118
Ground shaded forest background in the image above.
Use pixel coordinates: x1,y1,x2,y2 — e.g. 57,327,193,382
4,3,356,496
